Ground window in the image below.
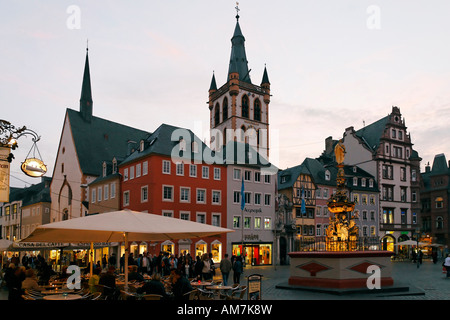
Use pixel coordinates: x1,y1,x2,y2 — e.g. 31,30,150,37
111,183,116,199
223,97,228,120
412,212,417,224
190,164,197,177
370,211,375,220
197,213,206,224
353,194,359,204
254,193,261,205
242,95,249,118
163,186,173,201
254,171,261,182
233,191,240,204
91,189,96,203
254,217,261,229
244,192,251,205
123,191,130,206
214,104,220,126
361,178,366,187
212,214,221,227
196,189,206,203
124,168,129,181
393,146,403,159
325,170,331,181
244,217,251,229
382,185,394,201
180,187,190,202
192,141,199,153
264,174,271,184
323,188,329,198
130,166,134,179
176,163,184,176
233,168,241,180
142,161,148,175
382,208,394,224
401,187,407,202
244,170,251,181
400,167,406,181
180,212,190,221
264,194,271,206
392,129,396,138
202,166,209,179
254,99,261,121
163,160,171,174
264,218,271,229
163,211,173,218
141,186,148,202
353,177,358,186
136,163,141,177
362,210,368,220
369,179,374,188
97,187,102,202
382,165,393,179
212,191,221,204
436,197,444,209
214,167,221,180
411,169,417,182
316,224,322,236
104,185,109,201
412,190,417,203
401,209,407,225
369,195,375,205
233,216,240,229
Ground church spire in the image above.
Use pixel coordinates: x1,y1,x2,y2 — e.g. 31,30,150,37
80,46,93,122
228,8,251,84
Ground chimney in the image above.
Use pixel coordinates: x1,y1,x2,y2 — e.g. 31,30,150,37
425,162,431,173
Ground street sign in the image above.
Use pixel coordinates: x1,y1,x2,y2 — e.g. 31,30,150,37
247,273,263,300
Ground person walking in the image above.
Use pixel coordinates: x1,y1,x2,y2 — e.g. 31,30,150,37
443,254,450,278
233,256,243,284
201,254,211,281
417,249,423,268
220,254,232,286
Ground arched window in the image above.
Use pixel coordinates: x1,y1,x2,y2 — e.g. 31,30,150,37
223,97,228,120
62,209,69,221
254,99,261,121
240,125,246,142
214,103,220,126
242,95,249,118
436,216,444,229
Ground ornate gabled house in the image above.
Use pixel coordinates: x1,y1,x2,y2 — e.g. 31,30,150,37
421,153,450,248
50,49,149,222
342,106,422,251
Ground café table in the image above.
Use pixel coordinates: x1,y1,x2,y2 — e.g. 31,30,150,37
191,281,212,288
205,285,233,299
42,294,82,300
41,288,73,295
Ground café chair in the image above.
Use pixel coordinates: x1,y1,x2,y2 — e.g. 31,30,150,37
22,294,35,300
183,289,199,300
90,292,102,300
226,285,247,300
120,290,138,301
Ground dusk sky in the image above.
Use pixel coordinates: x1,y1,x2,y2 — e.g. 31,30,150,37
2,0,450,188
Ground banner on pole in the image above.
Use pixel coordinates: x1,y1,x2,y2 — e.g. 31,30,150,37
0,147,10,202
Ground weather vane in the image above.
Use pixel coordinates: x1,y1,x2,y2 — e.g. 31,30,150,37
235,2,240,20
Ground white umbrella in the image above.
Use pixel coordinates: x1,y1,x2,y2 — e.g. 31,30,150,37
0,239,13,251
395,240,428,246
20,209,233,289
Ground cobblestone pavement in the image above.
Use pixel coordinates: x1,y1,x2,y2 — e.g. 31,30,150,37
0,260,448,301
245,259,450,300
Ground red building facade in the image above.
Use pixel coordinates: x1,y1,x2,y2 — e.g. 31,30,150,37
118,124,227,261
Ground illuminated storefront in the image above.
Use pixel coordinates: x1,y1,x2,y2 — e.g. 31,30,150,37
232,243,273,266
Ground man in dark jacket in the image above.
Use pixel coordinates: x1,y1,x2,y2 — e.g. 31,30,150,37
171,269,193,300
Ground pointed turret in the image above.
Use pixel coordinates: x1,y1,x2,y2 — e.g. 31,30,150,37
208,72,217,110
228,16,251,84
80,48,93,122
261,65,271,104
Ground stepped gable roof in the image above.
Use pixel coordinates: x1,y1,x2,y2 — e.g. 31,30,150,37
67,108,150,176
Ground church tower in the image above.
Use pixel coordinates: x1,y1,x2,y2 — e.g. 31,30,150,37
208,9,271,158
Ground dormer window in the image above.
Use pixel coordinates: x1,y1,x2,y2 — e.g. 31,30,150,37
325,170,331,181
179,138,186,151
353,166,357,173
102,162,107,177
140,140,145,152
112,159,117,174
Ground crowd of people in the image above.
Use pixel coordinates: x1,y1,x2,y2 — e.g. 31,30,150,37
0,250,247,300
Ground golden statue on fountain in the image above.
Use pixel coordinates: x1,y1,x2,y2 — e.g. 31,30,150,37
325,139,359,251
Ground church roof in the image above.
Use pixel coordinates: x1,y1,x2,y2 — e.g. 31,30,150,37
67,108,149,176
228,20,251,84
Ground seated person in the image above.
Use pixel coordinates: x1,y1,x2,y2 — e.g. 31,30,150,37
99,266,116,297
22,269,42,292
88,267,101,293
56,265,69,280
127,265,143,282
136,273,169,299
171,269,193,300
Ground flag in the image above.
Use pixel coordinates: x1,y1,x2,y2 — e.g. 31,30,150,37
301,188,306,215
241,177,245,211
